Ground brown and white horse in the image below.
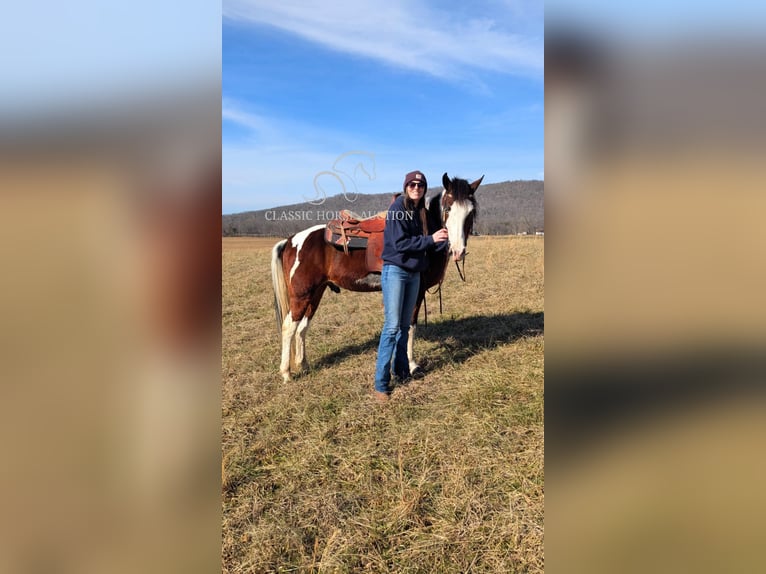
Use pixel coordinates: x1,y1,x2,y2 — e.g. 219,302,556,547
271,172,483,381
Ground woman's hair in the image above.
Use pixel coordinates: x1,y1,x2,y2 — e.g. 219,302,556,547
402,193,425,212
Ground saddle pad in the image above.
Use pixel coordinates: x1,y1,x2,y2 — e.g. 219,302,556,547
325,229,369,250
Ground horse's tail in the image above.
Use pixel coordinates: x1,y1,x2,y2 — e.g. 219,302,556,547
271,239,290,334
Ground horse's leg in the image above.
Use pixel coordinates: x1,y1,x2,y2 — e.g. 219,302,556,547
407,289,425,375
293,285,327,373
280,312,299,382
293,316,310,373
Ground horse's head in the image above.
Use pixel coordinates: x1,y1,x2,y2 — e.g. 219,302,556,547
441,172,483,262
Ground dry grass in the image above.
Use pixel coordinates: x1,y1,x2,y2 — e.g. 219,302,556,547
222,236,544,573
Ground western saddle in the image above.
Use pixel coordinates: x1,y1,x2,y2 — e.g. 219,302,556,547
324,209,387,273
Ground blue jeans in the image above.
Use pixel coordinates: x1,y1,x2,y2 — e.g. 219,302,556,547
374,264,420,393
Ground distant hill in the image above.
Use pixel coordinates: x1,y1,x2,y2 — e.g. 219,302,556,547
222,180,543,237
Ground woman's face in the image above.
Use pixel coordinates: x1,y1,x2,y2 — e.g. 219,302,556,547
405,181,426,202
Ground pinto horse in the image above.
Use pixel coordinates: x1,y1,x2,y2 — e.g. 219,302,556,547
271,172,483,381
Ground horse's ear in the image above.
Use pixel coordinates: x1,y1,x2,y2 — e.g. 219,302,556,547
469,175,484,194
442,172,451,191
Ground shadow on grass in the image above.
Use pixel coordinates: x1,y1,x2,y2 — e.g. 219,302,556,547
310,338,380,370
310,311,543,372
416,311,544,371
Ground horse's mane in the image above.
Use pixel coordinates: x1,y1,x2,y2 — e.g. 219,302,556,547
448,177,477,207
425,193,443,234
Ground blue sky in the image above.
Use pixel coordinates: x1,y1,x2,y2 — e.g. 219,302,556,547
223,0,544,214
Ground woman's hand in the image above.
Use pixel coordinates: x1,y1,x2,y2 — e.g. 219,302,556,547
432,228,449,243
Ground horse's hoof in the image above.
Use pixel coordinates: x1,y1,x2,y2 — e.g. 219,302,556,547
281,372,292,382
411,367,426,379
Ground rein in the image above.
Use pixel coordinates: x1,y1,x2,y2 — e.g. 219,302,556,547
455,258,466,282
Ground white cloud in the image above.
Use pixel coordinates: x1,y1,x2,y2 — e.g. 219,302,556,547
223,0,542,80
222,101,272,135
223,99,368,149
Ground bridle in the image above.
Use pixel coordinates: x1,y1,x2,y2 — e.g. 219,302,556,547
422,187,472,325
441,192,468,282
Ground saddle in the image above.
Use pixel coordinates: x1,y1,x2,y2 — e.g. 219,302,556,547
324,209,387,273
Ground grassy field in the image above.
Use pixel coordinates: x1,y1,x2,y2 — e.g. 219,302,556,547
222,235,544,573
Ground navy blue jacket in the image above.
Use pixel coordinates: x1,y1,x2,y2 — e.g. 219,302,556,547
381,195,446,272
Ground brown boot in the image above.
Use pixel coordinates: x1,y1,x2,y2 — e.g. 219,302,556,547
373,390,390,404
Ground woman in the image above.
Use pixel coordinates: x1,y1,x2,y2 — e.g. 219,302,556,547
373,170,449,402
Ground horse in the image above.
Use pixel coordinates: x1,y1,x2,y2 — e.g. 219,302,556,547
271,172,483,382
